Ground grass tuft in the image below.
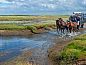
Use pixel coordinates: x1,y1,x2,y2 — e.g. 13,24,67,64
49,34,86,65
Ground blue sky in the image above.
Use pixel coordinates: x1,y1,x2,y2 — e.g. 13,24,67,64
0,0,86,15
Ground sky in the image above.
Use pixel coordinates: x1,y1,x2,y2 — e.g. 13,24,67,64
0,0,86,15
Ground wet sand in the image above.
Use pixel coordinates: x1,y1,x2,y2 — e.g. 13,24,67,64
1,51,32,65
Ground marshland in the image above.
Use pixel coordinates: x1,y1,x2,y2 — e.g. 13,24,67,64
0,15,86,65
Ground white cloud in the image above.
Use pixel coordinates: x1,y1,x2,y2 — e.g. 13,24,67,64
0,0,85,15
0,0,10,3
0,0,6,2
49,0,53,1
83,0,86,4
41,3,56,9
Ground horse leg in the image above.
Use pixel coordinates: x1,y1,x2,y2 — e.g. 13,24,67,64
65,26,69,35
72,27,74,33
65,26,68,32
77,25,80,32
65,26,68,34
56,27,59,33
61,29,63,34
56,25,59,34
61,28,62,33
72,27,76,33
69,29,71,33
60,28,64,35
69,26,72,33
63,28,65,34
67,27,69,32
74,27,77,32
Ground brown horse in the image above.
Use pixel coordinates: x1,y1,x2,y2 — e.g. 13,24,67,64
66,21,77,33
56,18,66,34
56,18,78,34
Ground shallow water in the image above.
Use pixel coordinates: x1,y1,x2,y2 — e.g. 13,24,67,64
0,30,86,65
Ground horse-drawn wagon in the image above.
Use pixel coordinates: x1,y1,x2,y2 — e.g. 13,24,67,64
56,12,85,34
73,12,86,28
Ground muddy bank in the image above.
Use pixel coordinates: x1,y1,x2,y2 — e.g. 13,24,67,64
0,26,56,36
48,31,86,65
48,39,72,65
0,30,33,36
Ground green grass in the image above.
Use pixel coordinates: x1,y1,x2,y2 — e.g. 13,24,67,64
0,24,27,30
0,15,69,21
49,34,86,65
74,34,86,40
0,23,55,33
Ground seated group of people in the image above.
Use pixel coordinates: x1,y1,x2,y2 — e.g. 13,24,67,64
56,15,83,33
69,15,81,30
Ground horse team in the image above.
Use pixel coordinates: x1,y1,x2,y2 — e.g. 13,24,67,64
56,15,82,34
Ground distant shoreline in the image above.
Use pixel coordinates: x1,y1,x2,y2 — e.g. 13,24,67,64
0,15,70,16
0,15,69,21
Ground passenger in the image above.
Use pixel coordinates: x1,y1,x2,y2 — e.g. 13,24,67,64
76,16,80,30
69,15,77,22
69,15,79,31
